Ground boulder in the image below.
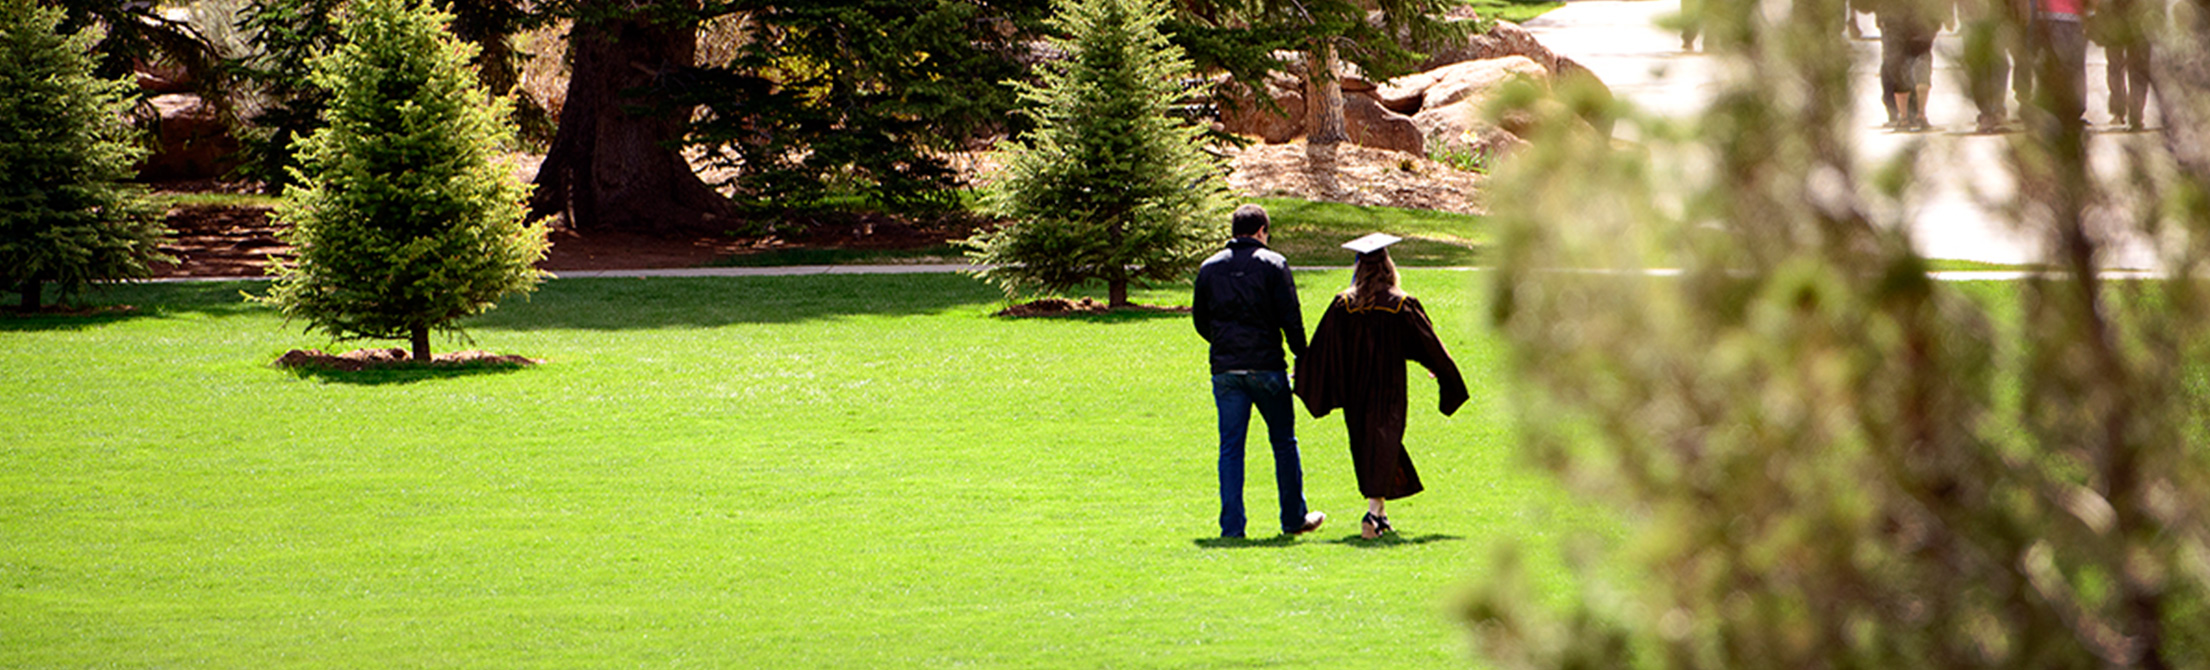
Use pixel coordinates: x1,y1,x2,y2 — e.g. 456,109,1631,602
137,93,242,182
1415,56,1548,111
1217,77,1307,144
1215,20,1618,155
135,59,194,94
1422,21,1617,137
1382,56,1548,153
1341,93,1424,154
1422,21,1569,74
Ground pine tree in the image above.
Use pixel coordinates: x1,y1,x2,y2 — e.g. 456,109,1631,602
255,0,547,361
0,0,167,312
961,0,1228,309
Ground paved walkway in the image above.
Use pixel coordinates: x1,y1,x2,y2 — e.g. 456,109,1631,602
1522,0,2161,269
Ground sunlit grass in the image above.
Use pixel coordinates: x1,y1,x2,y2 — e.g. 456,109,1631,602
149,192,282,209
1464,0,1566,25
1253,197,1487,267
1,271,1611,668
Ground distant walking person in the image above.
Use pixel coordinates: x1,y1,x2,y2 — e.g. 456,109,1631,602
2028,0,2091,126
1872,0,1947,130
1678,0,1702,51
1963,0,2033,132
1294,234,1468,539
2092,0,2155,129
1193,204,1326,539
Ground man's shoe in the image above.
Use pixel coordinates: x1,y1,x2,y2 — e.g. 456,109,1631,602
1288,511,1326,535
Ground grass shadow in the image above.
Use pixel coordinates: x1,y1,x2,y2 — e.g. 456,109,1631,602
0,305,147,333
471,274,1008,331
706,244,966,268
1,282,269,332
7,274,1187,334
1191,535,1308,549
1325,533,1465,548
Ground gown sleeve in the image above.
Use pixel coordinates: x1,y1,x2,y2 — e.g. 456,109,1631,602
1293,298,1348,418
1402,297,1470,416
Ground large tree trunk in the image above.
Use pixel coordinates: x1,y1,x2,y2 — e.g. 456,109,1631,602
410,324,432,362
1305,40,1347,145
17,278,36,313
530,5,736,232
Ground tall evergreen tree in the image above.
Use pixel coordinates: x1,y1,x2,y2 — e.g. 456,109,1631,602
0,0,167,312
961,0,1228,308
255,0,548,361
231,0,543,191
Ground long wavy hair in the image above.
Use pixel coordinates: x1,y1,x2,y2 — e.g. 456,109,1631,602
1342,248,1405,311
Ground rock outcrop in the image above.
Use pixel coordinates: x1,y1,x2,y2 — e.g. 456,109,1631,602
1214,20,1613,158
138,92,241,182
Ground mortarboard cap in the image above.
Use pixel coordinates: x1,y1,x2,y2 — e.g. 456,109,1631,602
1340,233,1402,256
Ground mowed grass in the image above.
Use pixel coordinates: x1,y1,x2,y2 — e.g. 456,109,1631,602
1255,197,1486,267
1,271,1613,668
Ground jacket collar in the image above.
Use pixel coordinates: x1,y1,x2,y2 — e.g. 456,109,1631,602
1227,236,1270,251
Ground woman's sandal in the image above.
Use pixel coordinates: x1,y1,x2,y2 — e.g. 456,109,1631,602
1361,512,1394,539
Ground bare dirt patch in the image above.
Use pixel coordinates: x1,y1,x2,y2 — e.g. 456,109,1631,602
154,204,288,279
1222,140,1486,214
274,347,541,372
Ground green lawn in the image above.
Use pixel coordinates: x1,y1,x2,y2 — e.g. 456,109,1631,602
1255,198,1486,267
2,271,1613,668
1464,0,1566,25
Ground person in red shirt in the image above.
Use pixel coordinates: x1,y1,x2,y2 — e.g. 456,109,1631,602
2029,0,2092,125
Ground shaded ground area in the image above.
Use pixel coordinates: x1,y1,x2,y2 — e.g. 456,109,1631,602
151,202,974,279
146,144,1480,280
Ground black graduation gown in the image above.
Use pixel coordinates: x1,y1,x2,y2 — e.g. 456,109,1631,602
1293,292,1469,500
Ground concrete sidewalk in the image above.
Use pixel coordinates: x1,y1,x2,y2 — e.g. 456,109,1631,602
1522,0,2161,269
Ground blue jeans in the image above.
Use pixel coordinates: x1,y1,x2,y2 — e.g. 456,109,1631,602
1212,370,1309,537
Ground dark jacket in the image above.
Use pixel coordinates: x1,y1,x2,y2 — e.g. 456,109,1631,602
1193,237,1306,373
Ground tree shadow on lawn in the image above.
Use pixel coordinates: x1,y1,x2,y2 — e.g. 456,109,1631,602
5,274,1192,334
468,273,1018,331
0,281,269,333
278,358,538,386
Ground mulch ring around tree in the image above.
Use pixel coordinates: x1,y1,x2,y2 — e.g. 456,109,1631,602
275,348,541,372
993,297,1193,318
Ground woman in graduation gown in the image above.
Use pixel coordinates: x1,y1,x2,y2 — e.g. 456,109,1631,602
1294,235,1469,538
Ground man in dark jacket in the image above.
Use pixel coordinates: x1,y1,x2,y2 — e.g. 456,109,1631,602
1192,204,1325,538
